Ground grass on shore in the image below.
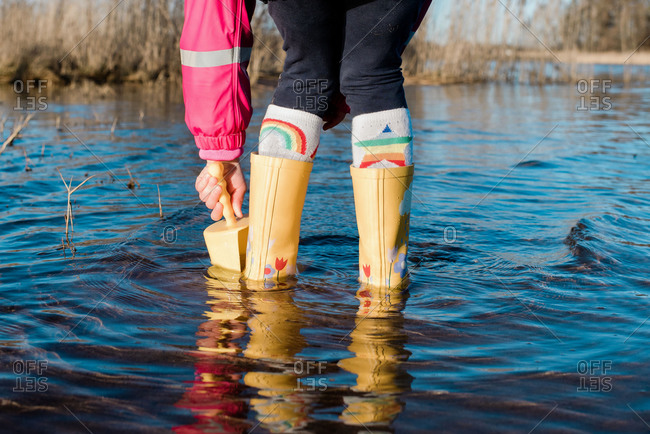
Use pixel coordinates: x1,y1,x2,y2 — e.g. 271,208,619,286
1,0,648,87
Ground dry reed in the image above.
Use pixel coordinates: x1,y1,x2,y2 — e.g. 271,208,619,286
0,113,35,155
57,170,95,257
111,117,118,136
157,185,163,218
23,147,33,171
126,167,139,189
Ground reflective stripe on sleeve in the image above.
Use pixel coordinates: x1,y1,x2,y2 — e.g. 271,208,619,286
180,47,252,68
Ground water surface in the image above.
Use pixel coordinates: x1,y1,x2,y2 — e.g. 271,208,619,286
1,81,649,433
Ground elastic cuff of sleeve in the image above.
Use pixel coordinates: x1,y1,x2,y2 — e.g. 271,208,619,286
195,132,245,161
195,132,245,150
199,148,244,161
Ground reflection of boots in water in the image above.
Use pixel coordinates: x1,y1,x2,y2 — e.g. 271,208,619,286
243,290,312,432
174,286,250,433
338,286,413,428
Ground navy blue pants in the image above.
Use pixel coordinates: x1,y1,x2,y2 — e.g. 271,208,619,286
267,0,428,118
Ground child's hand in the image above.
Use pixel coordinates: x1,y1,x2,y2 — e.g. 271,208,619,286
195,159,247,221
323,92,350,131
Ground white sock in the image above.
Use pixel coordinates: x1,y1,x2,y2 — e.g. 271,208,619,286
258,104,324,162
351,108,413,169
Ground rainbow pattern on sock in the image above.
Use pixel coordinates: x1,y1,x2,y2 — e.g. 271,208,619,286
354,124,411,168
260,118,308,156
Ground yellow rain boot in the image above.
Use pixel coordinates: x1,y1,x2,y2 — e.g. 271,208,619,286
244,153,312,282
351,165,414,288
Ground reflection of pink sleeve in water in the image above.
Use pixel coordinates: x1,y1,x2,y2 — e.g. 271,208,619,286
180,0,253,161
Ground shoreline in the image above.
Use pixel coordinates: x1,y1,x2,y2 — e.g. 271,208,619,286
554,51,650,65
1,50,648,90
515,50,650,65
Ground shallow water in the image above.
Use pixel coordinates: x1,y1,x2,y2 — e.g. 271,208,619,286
1,81,649,433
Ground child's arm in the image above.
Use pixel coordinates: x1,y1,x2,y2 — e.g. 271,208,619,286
181,0,253,220
180,0,254,162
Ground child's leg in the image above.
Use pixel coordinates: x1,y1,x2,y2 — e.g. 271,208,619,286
341,0,428,169
260,0,344,163
341,0,429,287
244,1,344,283
341,0,428,117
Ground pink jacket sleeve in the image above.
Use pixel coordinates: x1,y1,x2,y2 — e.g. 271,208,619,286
180,0,254,161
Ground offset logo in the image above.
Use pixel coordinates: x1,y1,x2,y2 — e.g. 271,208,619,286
294,360,328,391
577,360,612,392
577,79,612,111
13,360,48,392
162,226,177,244
13,80,48,111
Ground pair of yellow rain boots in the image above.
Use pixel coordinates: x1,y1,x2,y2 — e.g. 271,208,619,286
243,153,413,288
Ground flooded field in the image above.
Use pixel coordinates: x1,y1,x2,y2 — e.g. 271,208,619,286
1,80,649,433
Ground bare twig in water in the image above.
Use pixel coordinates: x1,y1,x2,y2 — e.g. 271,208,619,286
23,148,34,171
0,113,36,156
126,167,139,189
111,117,118,136
157,185,163,218
57,169,95,257
0,115,7,140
